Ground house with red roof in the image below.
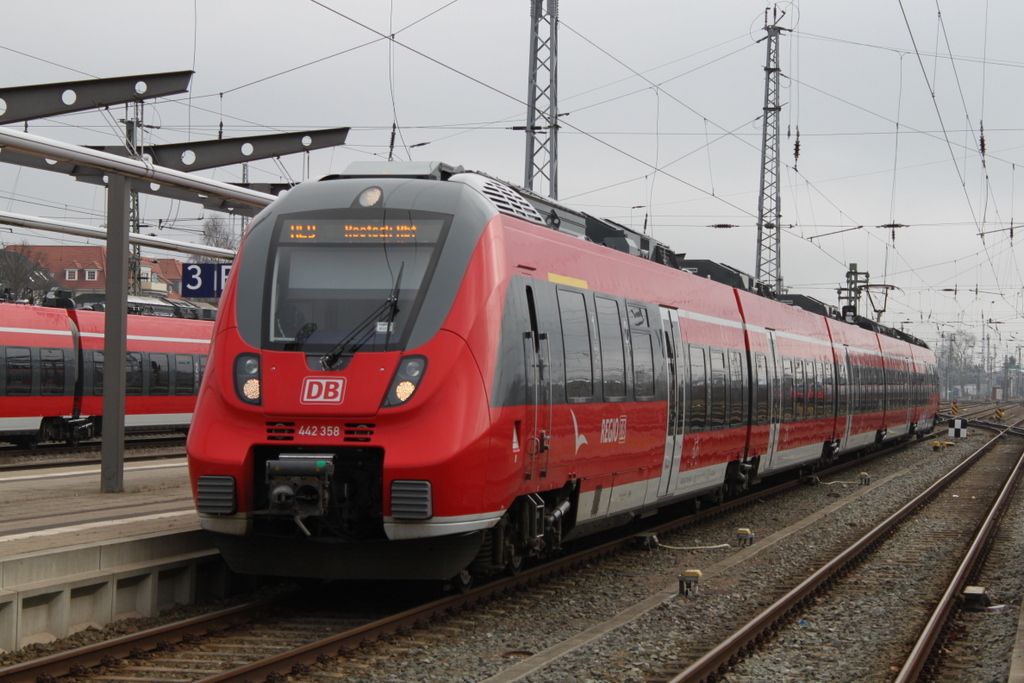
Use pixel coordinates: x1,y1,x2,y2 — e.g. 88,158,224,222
9,245,188,300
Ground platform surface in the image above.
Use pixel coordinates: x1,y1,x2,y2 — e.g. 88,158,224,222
0,458,199,558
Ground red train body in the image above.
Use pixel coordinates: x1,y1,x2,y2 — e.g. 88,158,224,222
186,162,939,582
0,302,213,446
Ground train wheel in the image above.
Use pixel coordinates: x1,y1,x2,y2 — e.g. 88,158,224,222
19,435,39,450
450,569,474,593
505,553,524,576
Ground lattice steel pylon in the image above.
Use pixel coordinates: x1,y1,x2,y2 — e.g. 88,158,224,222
754,9,789,294
122,110,143,296
524,0,559,199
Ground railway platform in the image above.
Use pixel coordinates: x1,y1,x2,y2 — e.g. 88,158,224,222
0,457,227,652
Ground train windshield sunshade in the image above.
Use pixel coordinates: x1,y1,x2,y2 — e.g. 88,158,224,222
262,210,452,354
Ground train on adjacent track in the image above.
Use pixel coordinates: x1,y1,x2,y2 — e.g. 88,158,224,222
186,161,940,585
0,302,213,447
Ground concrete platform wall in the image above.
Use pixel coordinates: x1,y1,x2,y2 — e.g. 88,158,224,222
0,530,226,652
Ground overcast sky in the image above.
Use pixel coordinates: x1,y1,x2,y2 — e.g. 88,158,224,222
2,1,1023,362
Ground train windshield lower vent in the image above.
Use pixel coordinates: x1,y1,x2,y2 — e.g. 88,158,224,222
344,423,375,442
266,422,296,441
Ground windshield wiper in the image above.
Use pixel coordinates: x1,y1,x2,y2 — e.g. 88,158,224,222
284,322,317,352
319,262,405,370
383,262,404,347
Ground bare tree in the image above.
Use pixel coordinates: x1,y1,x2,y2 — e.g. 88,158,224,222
938,329,978,399
199,215,240,260
0,243,56,303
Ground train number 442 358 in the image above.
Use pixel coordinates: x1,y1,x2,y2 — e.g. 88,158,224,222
297,425,341,437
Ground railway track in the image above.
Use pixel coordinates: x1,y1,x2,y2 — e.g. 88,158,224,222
666,422,1024,683
0,435,186,471
0,428,950,683
939,399,1021,424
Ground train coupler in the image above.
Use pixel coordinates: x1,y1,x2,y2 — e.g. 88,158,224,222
265,454,335,519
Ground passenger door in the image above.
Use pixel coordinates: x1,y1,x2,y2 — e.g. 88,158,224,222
522,284,552,480
657,308,684,497
838,346,852,451
763,329,782,471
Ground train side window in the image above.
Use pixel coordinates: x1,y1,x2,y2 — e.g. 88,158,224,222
175,355,195,395
865,365,872,413
884,368,892,411
150,353,170,395
874,366,882,412
836,359,847,415
794,359,805,419
754,354,769,425
822,361,834,417
709,349,726,427
688,346,707,430
875,366,883,412
595,297,626,399
6,347,31,396
627,304,648,328
781,358,794,421
728,350,744,426
126,352,143,395
199,355,208,385
809,360,820,418
799,359,812,419
557,289,593,400
853,364,863,413
93,351,104,395
866,366,873,412
40,349,65,395
631,331,656,399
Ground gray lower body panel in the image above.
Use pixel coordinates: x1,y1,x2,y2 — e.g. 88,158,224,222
211,530,483,581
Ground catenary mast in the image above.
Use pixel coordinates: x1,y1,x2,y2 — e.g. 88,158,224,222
523,0,559,199
754,7,789,294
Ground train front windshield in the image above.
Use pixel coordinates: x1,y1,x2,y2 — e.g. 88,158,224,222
264,211,451,354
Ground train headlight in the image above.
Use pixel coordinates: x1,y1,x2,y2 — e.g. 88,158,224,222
234,353,262,405
382,355,427,407
358,186,383,208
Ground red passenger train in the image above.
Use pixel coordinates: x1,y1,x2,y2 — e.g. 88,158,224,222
0,303,213,447
186,161,939,584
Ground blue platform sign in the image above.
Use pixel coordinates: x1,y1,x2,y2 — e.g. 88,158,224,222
182,263,232,298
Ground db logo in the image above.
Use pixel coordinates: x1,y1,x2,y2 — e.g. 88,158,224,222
301,377,346,404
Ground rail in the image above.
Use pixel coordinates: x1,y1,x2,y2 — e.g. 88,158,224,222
667,427,1021,683
895,425,1024,681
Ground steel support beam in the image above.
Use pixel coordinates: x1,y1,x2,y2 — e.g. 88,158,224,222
0,210,236,259
0,129,348,215
101,175,129,493
0,148,272,215
0,71,193,125
115,127,350,172
0,127,273,207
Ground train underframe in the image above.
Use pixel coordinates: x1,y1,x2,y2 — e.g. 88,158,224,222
3,415,96,448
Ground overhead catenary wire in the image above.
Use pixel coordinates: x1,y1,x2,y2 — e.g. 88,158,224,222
305,0,757,219
0,4,1021,335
